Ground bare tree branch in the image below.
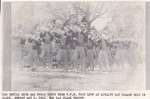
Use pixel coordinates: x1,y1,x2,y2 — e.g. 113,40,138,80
89,3,109,23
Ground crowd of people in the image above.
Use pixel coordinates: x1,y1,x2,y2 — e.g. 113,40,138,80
18,18,138,72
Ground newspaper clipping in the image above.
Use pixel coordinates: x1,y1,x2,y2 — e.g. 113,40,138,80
1,0,150,99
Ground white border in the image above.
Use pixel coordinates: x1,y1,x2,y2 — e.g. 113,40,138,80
1,0,149,2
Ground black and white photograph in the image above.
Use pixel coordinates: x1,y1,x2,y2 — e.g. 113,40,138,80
9,1,145,90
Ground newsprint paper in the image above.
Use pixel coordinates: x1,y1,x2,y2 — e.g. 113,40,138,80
1,0,150,99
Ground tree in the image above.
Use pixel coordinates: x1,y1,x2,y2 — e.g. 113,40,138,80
46,2,110,34
71,2,110,33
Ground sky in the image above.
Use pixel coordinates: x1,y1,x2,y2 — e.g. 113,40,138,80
11,2,145,40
